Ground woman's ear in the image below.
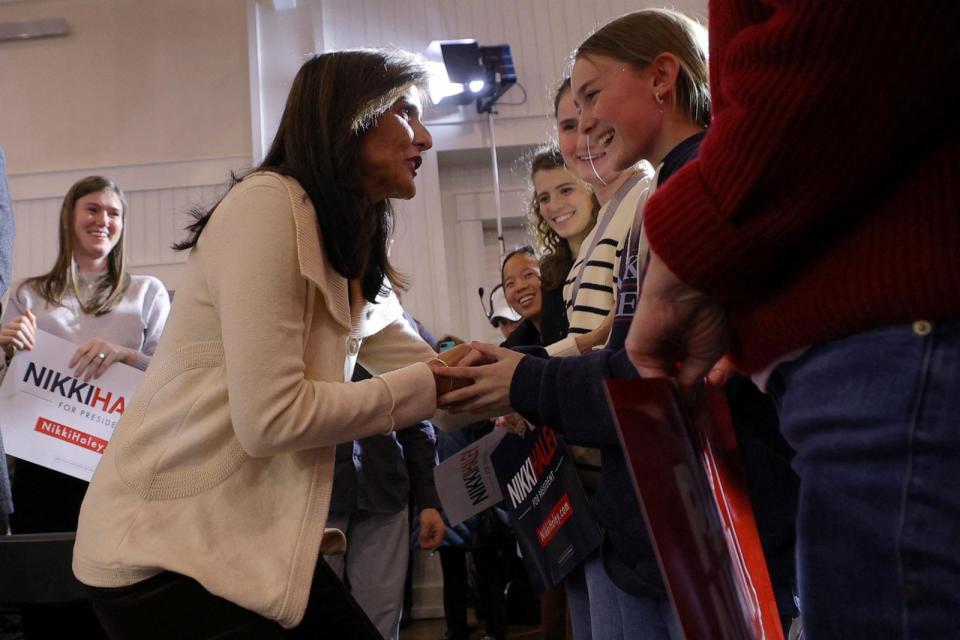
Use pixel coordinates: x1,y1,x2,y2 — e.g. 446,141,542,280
649,52,682,101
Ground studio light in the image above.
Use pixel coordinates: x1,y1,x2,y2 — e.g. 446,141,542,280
424,38,520,261
425,39,516,114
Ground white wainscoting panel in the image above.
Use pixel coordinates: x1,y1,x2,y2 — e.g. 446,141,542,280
7,157,248,292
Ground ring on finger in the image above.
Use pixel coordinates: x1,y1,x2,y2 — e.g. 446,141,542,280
97,352,107,361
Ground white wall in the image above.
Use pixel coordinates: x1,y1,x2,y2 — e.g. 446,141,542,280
1,0,251,174
248,0,325,162
438,147,532,343
1,0,252,290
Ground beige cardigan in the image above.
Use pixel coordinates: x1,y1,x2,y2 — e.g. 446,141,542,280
73,173,442,628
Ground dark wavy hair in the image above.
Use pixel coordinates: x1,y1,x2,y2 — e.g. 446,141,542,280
174,49,429,302
525,147,600,291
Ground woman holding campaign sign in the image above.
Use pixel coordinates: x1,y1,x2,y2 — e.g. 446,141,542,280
0,175,170,637
0,176,169,383
72,49,478,639
1,175,170,534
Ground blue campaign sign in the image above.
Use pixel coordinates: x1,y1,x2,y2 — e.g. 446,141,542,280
490,425,600,595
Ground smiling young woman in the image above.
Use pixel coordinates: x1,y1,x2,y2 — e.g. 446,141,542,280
1,175,170,385
0,176,170,533
527,148,598,292
71,190,123,270
532,165,595,254
537,82,656,360
572,13,708,173
554,81,636,207
0,175,171,638
501,246,543,330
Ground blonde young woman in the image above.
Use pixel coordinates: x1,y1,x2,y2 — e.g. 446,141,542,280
526,86,655,640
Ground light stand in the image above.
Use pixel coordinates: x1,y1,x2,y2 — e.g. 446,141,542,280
426,40,517,260
487,111,505,258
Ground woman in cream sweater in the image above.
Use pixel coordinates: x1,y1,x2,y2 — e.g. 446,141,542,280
73,50,467,638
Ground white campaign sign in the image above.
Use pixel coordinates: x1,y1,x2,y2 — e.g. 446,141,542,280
433,428,507,526
0,329,144,481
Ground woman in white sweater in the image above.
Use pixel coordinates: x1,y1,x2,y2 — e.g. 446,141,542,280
0,175,170,639
0,176,170,534
72,50,470,639
0,176,168,380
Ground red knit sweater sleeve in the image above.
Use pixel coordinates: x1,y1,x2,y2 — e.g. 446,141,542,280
643,0,960,300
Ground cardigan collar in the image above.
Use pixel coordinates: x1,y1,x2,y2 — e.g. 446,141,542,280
284,175,403,338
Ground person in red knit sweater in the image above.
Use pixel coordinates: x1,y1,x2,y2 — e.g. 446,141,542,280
626,1,960,637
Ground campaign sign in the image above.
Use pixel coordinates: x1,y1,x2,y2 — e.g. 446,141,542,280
0,329,143,482
434,427,507,526
605,378,783,640
489,426,601,595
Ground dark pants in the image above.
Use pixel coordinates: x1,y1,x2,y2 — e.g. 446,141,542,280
85,557,383,639
9,461,88,534
439,546,508,640
10,461,107,639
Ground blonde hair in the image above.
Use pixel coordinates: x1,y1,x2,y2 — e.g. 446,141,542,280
576,8,710,127
20,176,130,315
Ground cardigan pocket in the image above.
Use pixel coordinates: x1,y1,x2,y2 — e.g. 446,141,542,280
114,341,250,501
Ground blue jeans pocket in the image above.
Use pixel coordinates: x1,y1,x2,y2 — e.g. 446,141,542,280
770,319,960,638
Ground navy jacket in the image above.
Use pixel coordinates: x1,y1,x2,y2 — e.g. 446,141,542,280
329,363,441,514
329,314,441,514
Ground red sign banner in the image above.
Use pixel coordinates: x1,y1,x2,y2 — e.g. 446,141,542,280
605,378,783,640
34,416,108,454
536,493,573,548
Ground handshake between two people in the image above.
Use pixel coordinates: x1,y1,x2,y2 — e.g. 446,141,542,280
428,342,524,417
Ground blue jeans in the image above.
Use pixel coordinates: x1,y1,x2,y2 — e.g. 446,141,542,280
566,561,592,640
769,319,960,638
582,554,680,640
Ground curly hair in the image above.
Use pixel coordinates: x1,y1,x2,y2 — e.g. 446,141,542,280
525,147,600,291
